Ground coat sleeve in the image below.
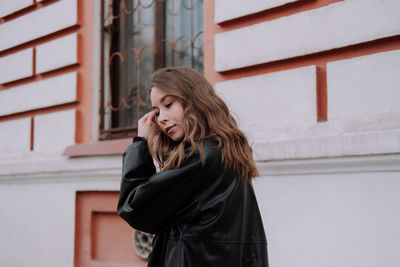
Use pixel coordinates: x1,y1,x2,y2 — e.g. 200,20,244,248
117,140,221,234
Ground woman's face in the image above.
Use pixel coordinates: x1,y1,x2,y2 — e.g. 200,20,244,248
150,87,185,142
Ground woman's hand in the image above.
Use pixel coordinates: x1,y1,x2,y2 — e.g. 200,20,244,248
138,111,156,140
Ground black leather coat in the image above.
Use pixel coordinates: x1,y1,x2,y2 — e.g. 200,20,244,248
117,139,269,267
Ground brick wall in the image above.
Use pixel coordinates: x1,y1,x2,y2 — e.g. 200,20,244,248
204,0,400,161
0,0,93,156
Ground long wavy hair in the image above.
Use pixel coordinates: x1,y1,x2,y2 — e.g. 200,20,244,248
147,66,259,180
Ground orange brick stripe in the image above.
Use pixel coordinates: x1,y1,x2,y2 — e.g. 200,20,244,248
316,64,327,122
30,116,34,151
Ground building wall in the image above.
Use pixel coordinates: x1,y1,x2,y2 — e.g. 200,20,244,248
0,0,399,266
0,1,111,266
204,0,400,266
0,0,94,148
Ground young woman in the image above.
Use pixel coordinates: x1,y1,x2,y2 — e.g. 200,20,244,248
117,66,269,267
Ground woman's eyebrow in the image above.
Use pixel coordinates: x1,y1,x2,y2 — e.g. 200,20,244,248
160,95,172,103
152,95,172,109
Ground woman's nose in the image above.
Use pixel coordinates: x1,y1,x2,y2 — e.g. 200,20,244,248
157,111,168,124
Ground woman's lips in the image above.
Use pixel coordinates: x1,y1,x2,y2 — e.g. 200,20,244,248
165,125,175,134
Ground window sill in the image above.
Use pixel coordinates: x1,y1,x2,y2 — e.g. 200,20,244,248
63,138,132,157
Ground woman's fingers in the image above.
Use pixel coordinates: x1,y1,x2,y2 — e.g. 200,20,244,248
138,111,155,138
139,111,152,124
146,111,156,125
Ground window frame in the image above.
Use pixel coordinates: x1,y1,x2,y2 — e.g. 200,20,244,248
99,0,203,140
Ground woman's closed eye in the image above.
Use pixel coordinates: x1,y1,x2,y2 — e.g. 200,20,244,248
165,102,172,108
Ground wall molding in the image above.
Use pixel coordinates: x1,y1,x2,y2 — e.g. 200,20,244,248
0,155,122,184
258,153,400,177
1,153,399,184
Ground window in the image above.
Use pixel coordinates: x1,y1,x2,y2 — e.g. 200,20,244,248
100,0,204,139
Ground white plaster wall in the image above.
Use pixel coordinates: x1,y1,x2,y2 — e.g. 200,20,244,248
215,51,400,160
0,153,398,267
0,154,122,267
34,109,76,153
328,50,400,120
0,0,32,18
215,66,316,134
253,168,400,267
0,72,77,116
36,33,78,74
0,118,31,153
214,0,300,23
0,48,33,84
0,183,75,267
215,0,400,71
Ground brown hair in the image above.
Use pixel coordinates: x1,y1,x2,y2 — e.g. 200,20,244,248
147,66,259,180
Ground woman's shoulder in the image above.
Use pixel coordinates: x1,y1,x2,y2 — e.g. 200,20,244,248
203,138,220,155
184,138,221,161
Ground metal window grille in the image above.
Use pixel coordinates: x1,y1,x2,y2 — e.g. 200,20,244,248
100,0,204,139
